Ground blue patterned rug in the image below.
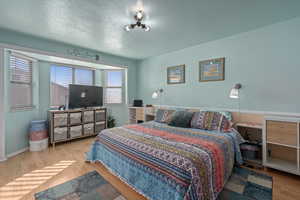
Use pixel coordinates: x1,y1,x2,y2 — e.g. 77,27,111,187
35,167,272,200
218,167,273,200
35,171,125,200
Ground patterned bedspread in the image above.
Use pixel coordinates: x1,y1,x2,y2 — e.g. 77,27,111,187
86,121,243,200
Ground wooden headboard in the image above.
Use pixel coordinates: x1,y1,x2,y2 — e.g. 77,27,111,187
231,112,264,124
152,105,264,125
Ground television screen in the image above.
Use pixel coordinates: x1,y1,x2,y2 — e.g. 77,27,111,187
69,84,103,109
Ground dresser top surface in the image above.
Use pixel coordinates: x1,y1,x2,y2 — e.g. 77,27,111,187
49,107,106,113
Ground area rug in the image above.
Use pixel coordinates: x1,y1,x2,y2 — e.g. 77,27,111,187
218,167,273,200
34,171,126,200
35,167,272,200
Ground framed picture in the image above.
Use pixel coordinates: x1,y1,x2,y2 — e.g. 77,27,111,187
199,58,225,82
167,65,185,84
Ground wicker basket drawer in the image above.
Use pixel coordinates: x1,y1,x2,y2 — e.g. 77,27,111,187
70,112,82,125
53,113,68,127
95,122,105,134
95,110,106,122
84,123,94,135
83,111,94,123
54,127,68,141
70,125,82,138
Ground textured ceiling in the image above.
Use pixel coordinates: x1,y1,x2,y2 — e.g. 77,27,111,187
0,0,299,59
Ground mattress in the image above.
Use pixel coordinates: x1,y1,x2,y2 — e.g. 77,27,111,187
86,121,243,200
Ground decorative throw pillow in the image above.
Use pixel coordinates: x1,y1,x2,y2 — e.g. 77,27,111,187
190,111,231,132
155,109,175,123
168,110,194,128
200,110,233,121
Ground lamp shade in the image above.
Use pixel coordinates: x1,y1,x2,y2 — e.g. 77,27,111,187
229,88,239,98
229,83,242,99
152,91,158,99
152,88,164,99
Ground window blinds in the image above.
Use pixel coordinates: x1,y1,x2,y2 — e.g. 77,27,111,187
10,55,32,84
9,54,33,109
104,70,123,104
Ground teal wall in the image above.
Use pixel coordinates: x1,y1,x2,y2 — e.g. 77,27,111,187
3,16,300,156
3,51,40,155
137,17,300,113
0,29,137,156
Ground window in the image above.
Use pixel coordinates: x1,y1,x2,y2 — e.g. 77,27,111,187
104,70,123,104
75,68,94,85
50,65,94,106
10,54,33,110
50,66,72,106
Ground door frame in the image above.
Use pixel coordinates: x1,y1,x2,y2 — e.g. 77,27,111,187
0,48,6,161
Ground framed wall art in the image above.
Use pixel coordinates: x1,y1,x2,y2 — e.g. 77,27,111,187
167,65,185,84
199,58,225,82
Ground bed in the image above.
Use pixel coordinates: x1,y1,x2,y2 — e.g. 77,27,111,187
86,121,243,200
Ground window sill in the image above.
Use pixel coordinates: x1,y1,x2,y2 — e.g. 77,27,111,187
105,103,125,106
10,106,36,112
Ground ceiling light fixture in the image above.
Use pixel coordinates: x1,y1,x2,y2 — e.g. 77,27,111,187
124,10,151,32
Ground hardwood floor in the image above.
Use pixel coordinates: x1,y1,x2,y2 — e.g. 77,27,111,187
0,137,299,200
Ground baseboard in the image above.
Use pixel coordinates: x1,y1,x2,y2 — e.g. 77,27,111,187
0,156,7,162
6,147,29,158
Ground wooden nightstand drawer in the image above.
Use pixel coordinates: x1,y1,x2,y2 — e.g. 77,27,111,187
136,108,145,121
263,116,300,175
136,108,144,116
136,113,144,121
266,120,297,146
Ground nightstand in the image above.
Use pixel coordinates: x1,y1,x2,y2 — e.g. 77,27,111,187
128,106,155,124
236,122,263,168
263,116,300,175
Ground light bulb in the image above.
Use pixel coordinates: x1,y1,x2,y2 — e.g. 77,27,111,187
136,10,143,20
144,25,151,32
124,25,131,32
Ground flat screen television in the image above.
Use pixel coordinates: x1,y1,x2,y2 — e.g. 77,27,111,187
68,84,103,109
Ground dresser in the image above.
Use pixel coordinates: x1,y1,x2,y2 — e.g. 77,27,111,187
49,108,107,147
263,116,300,175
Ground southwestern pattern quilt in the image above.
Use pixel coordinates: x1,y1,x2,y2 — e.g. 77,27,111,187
86,121,244,200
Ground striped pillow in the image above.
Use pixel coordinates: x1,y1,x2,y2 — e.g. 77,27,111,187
191,111,231,132
155,109,175,123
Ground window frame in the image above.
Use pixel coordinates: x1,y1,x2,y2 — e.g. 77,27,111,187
103,69,125,105
9,52,36,111
50,63,95,107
